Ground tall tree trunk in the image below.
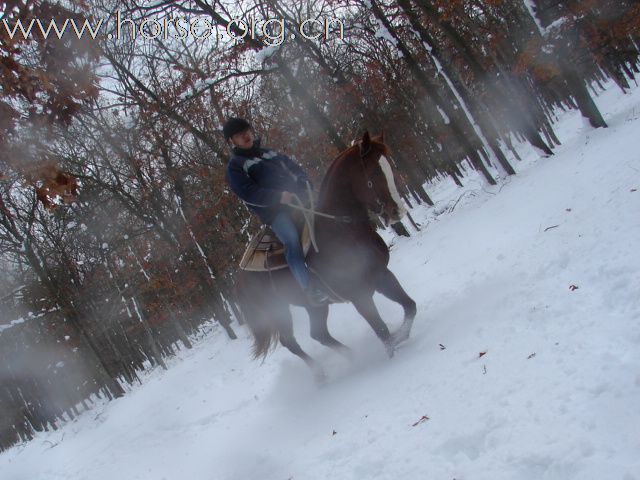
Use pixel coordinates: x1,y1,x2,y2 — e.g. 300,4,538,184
275,60,347,151
396,0,516,176
564,70,608,128
369,0,497,185
411,0,555,156
21,238,125,397
130,297,168,370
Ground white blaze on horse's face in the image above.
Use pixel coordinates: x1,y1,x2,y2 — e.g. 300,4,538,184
379,155,407,222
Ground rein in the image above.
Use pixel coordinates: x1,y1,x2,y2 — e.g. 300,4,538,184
242,141,387,232
241,197,353,223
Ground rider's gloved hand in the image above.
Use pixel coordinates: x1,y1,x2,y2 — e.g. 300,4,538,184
280,191,294,204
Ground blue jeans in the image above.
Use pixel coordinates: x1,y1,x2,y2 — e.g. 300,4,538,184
270,212,310,290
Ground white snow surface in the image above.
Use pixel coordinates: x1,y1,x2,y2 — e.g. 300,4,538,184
2,83,640,479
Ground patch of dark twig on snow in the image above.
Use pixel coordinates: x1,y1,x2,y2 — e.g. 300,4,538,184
411,415,430,427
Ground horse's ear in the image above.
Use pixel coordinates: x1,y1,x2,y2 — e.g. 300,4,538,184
371,130,384,144
360,130,371,157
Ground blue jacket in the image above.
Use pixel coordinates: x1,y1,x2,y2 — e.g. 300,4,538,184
225,139,311,224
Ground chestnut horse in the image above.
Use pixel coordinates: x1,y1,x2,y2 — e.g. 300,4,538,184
235,132,417,380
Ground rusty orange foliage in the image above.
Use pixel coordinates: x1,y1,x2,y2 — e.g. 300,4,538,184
23,162,79,209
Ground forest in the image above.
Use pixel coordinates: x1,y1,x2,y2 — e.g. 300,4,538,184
0,0,638,452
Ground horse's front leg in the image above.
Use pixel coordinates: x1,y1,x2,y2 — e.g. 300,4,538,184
375,268,417,345
276,314,326,384
306,305,354,360
351,295,395,358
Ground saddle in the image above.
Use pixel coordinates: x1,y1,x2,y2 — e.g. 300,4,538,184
239,221,312,272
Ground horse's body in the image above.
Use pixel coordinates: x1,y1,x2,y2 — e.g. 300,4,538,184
235,132,416,379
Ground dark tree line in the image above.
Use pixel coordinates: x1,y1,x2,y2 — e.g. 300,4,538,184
1,0,639,451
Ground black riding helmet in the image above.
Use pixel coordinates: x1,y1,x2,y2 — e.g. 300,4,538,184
223,117,251,140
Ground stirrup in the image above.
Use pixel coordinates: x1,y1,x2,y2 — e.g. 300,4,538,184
308,267,348,304
306,285,331,306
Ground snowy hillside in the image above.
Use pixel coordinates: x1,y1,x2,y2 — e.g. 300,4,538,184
1,83,639,480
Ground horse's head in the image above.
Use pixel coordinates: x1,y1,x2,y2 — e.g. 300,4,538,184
351,131,407,225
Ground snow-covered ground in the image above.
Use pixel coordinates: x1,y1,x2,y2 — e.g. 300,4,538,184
2,83,640,480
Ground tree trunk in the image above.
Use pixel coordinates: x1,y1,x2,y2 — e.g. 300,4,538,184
391,221,410,237
369,0,497,185
411,0,555,156
130,297,168,370
21,240,125,398
397,0,516,176
564,70,608,128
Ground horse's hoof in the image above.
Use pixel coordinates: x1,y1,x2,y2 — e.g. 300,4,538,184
314,369,328,386
394,318,414,346
313,373,327,387
339,346,356,363
384,340,396,359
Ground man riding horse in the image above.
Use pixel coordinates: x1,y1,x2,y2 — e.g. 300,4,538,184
223,117,330,305
231,128,417,379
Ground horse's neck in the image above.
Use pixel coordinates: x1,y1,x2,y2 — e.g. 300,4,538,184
318,157,368,221
310,154,387,267
319,189,367,219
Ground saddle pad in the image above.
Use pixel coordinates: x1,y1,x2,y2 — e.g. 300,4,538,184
239,223,312,272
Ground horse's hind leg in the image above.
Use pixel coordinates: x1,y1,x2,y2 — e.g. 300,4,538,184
352,295,395,358
277,312,326,383
307,305,353,359
375,268,417,345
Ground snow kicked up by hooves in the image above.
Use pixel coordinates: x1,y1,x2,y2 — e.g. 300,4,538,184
1,82,639,480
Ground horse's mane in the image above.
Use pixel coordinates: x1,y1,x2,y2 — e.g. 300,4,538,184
318,144,358,201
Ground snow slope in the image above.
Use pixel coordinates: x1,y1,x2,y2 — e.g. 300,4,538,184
2,83,639,480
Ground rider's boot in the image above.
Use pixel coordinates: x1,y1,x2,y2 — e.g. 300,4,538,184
305,279,331,306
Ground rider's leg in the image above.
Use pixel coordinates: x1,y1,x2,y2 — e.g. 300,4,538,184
270,212,310,290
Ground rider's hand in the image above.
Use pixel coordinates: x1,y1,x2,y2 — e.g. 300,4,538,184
280,191,294,204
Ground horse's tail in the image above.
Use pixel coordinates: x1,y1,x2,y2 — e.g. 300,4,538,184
248,318,280,360
235,273,280,360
